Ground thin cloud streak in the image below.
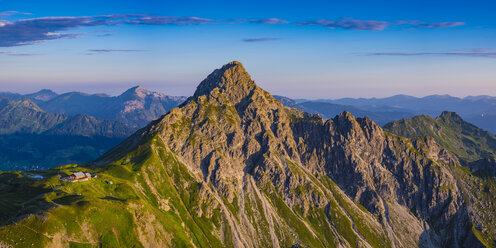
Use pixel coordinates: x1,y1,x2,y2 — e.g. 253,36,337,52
125,16,213,25
296,18,465,31
369,52,496,58
0,51,39,56
250,18,289,24
94,30,113,37
243,38,280,42
413,22,465,28
0,11,31,18
85,49,147,55
296,19,389,30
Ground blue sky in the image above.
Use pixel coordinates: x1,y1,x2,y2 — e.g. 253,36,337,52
1,0,495,98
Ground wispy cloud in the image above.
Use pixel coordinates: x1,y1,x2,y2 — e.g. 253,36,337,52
0,13,466,47
96,33,113,37
124,16,213,25
0,51,39,56
368,51,496,58
412,22,465,28
85,49,147,55
94,30,113,37
243,38,280,42
0,11,31,18
393,20,466,28
296,19,389,31
296,18,465,31
250,18,289,25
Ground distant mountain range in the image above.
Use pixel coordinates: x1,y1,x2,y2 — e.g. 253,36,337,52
5,88,496,133
0,97,134,170
275,94,496,134
0,87,188,171
275,95,414,126
303,101,415,126
39,86,186,128
1,86,187,129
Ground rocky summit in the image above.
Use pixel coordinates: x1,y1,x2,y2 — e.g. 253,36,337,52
0,61,494,247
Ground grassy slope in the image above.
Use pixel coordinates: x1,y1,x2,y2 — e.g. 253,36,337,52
0,136,226,247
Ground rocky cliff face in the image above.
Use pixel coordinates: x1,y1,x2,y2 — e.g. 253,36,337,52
295,113,480,247
0,62,491,247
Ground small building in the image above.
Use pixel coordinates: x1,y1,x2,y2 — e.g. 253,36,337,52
70,172,86,180
63,172,92,182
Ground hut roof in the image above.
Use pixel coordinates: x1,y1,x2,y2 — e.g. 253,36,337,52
73,172,86,178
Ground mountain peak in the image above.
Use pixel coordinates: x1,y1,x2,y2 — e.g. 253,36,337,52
192,61,256,101
130,85,141,91
19,99,44,112
36,89,56,94
120,85,149,99
224,60,243,67
438,111,463,122
25,89,58,101
125,85,142,93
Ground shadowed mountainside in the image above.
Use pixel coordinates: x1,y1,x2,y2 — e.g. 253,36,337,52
0,98,134,170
